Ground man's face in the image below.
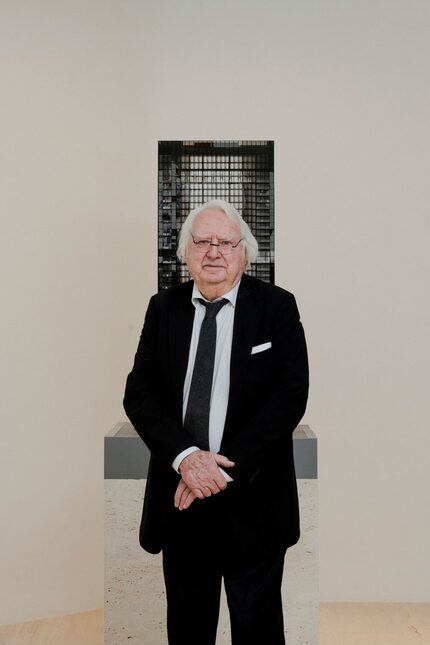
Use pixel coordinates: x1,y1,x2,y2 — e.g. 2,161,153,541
185,208,246,297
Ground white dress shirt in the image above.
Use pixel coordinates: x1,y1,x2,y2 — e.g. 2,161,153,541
172,280,240,479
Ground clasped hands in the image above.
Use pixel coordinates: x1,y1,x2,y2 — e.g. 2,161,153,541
174,450,235,511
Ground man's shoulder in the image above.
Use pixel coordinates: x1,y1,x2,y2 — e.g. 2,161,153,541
240,274,296,305
150,280,193,307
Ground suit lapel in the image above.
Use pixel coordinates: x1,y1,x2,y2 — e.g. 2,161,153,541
169,282,195,418
223,275,262,438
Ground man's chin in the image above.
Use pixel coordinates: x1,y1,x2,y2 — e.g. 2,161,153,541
201,268,226,281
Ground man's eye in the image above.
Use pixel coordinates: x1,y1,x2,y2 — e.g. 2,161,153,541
219,241,232,247
197,240,210,246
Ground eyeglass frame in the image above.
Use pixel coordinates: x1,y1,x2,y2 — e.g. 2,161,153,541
190,234,243,253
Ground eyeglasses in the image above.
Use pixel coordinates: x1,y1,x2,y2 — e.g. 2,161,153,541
191,235,243,254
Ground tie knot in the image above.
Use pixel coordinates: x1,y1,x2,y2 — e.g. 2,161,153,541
199,298,228,319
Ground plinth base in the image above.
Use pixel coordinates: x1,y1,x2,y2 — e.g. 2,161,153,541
104,479,318,644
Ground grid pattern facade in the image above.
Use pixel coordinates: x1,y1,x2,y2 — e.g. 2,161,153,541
158,140,274,290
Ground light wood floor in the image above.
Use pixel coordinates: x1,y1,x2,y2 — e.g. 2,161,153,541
0,610,102,645
0,604,429,644
320,603,430,644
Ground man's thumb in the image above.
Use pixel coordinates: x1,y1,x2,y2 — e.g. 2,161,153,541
215,453,235,467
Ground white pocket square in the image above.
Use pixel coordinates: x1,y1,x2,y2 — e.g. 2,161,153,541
251,342,272,355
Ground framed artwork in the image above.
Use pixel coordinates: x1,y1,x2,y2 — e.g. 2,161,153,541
158,140,274,290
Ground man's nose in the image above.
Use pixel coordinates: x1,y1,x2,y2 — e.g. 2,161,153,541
206,242,221,258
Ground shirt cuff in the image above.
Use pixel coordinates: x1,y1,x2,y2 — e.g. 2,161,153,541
218,467,233,483
172,446,200,473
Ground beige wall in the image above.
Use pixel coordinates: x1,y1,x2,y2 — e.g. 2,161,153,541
1,0,429,625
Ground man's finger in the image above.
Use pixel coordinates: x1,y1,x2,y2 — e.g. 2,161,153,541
180,488,196,511
210,479,223,493
192,487,205,500
216,477,227,491
178,485,191,508
205,480,223,494
214,453,235,468
211,469,231,490
191,485,213,498
174,479,188,508
202,486,212,497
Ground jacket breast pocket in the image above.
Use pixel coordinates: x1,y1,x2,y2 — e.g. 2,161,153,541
250,345,273,362
248,346,274,386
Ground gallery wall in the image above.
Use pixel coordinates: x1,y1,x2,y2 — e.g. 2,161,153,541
1,0,429,624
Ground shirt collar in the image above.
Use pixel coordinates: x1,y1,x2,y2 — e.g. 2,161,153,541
191,279,241,308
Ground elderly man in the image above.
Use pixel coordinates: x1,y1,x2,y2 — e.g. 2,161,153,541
123,200,309,645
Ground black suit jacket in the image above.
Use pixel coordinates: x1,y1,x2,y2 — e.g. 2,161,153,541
123,274,309,557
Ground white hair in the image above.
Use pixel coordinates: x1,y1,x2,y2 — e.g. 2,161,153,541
176,200,258,269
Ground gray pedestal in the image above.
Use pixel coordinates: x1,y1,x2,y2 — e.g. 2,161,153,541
104,424,318,644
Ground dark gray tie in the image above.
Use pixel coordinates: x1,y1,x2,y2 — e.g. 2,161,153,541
184,298,228,450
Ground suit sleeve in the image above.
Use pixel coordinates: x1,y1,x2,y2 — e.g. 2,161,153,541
123,295,197,467
221,293,309,483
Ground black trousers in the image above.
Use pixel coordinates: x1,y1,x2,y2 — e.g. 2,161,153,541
162,497,286,645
